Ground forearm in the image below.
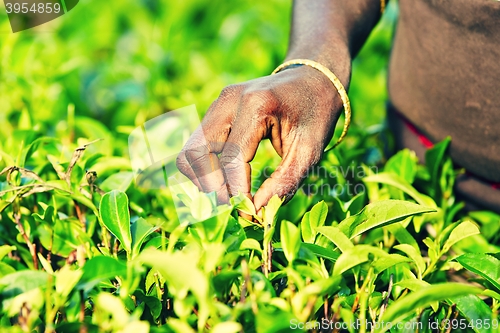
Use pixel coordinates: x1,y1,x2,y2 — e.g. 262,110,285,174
285,0,385,87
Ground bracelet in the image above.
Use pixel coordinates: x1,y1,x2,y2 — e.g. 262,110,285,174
272,59,351,150
380,0,386,14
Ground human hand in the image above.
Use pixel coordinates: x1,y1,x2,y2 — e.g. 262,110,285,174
176,65,345,212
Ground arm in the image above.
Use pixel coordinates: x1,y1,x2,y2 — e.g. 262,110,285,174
177,0,386,212
287,0,384,87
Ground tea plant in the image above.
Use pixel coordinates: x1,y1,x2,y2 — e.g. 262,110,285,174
0,123,498,333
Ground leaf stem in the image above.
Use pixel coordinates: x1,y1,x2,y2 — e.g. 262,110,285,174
357,267,374,333
14,211,39,270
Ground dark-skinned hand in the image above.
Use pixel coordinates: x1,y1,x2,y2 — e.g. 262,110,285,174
176,65,344,212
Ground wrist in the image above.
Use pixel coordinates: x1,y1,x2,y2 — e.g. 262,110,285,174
285,36,352,89
271,58,351,149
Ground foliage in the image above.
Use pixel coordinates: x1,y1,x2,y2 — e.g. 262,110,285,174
0,1,499,333
1,124,499,332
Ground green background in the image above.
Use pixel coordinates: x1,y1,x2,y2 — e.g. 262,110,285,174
0,0,396,142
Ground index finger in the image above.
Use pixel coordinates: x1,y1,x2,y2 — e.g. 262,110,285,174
176,127,229,203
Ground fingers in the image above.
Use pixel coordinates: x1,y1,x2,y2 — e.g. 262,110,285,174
253,136,322,212
177,73,332,211
220,124,261,201
176,87,238,204
177,85,280,207
176,127,229,203
221,90,279,200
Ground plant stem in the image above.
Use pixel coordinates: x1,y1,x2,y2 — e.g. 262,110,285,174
14,211,39,270
378,274,393,319
444,306,458,333
45,275,56,333
357,268,374,333
161,229,167,252
74,201,86,231
262,208,273,278
242,259,258,315
78,290,88,333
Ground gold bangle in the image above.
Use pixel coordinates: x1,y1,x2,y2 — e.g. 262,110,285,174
380,0,386,14
272,59,351,150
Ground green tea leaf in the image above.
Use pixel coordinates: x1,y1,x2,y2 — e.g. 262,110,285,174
338,200,436,239
301,201,328,243
394,244,426,278
437,221,461,248
300,211,314,243
0,246,16,261
0,270,49,300
394,278,439,312
255,306,296,333
333,245,388,276
0,263,16,278
316,226,353,252
100,171,134,192
455,253,500,291
230,192,256,217
372,254,411,274
482,289,500,301
3,287,45,318
134,289,163,320
384,149,417,184
21,137,60,167
99,190,132,255
37,253,54,274
386,222,419,250
449,294,492,333
292,277,340,312
301,243,340,262
0,199,13,214
330,196,347,223
211,322,243,333
79,256,128,291
55,265,83,299
38,217,89,257
442,220,480,253
377,283,482,333
309,201,328,226
190,193,214,221
139,248,210,330
93,292,146,331
201,206,232,243
240,239,262,254
469,211,500,241
131,218,158,259
425,136,451,199
265,195,283,227
363,173,437,208
263,226,275,246
344,191,366,215
167,318,197,333
281,220,300,264
394,278,430,291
